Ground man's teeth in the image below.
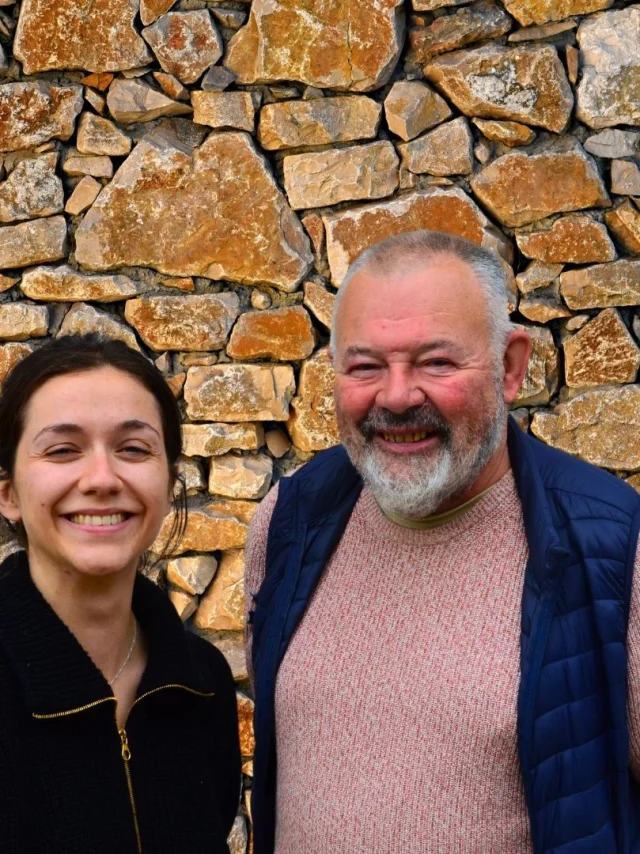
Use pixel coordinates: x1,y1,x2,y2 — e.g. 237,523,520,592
69,514,127,526
381,431,430,444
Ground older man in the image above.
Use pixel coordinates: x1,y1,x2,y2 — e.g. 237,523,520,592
245,231,640,854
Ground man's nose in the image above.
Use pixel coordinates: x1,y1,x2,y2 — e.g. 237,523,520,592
78,451,122,493
376,366,426,414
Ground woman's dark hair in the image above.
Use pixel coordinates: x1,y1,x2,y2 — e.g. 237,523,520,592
0,333,187,562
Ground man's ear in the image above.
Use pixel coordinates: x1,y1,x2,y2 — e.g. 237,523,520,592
502,329,532,405
0,479,22,524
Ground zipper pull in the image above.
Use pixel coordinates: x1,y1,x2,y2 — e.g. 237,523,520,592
119,728,132,761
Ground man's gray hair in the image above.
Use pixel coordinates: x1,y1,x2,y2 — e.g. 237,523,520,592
329,230,513,361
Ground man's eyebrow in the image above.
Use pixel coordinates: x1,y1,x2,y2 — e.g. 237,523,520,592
341,340,465,361
33,420,161,442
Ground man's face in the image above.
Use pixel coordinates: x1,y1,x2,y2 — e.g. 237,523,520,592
333,256,513,518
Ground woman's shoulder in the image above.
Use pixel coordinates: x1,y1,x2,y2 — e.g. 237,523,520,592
183,631,236,691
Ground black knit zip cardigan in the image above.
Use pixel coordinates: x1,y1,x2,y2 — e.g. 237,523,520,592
0,551,241,854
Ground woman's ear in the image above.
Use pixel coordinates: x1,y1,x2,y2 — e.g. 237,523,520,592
0,478,22,524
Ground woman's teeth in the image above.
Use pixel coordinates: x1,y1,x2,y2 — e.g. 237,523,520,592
68,513,127,526
381,431,430,444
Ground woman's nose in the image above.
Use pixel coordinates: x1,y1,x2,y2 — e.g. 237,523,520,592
78,452,122,493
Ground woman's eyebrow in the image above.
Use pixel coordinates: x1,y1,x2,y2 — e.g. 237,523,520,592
33,420,161,442
119,419,161,439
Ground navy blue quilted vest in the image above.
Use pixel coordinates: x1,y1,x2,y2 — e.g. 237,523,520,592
250,418,640,854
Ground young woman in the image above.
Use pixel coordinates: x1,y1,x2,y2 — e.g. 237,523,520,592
0,334,241,853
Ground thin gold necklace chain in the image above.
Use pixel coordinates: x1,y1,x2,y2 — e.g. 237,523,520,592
108,619,137,687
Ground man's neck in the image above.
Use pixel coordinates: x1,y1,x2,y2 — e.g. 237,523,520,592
436,441,511,516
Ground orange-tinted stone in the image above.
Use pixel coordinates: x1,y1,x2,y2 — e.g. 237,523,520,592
516,215,616,263
0,83,83,153
288,347,339,451
564,308,640,388
227,306,316,361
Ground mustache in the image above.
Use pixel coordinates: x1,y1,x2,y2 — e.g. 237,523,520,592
359,404,452,440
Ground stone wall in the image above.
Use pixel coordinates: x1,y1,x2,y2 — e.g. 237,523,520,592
1,0,639,848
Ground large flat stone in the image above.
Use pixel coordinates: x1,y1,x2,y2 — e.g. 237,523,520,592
57,303,140,350
75,129,312,292
514,324,558,406
560,260,640,310
0,216,67,270
227,306,316,361
0,154,63,223
0,83,83,153
384,80,452,141
283,141,399,209
14,0,152,75
398,117,473,176
288,347,339,451
208,453,273,500
515,215,616,263
225,0,405,92
106,79,192,124
155,507,247,554
0,304,48,341
303,281,335,330
257,96,382,150
77,113,132,156
21,265,141,302
124,294,239,351
142,11,223,85
564,308,640,388
182,422,264,457
192,91,256,132
425,44,573,133
470,139,609,228
194,549,245,631
532,386,640,471
502,0,612,26
166,554,218,596
576,7,640,129
408,1,512,64
584,129,640,159
322,186,512,286
605,200,640,255
184,364,295,422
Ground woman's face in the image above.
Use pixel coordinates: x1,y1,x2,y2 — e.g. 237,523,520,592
0,367,173,582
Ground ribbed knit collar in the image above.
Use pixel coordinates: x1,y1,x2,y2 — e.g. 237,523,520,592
0,551,209,716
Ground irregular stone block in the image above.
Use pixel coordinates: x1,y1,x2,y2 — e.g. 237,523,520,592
208,454,273,500
14,0,152,74
303,281,335,331
206,499,258,527
75,130,312,292
166,554,218,595
182,423,264,458
258,96,382,150
576,7,640,129
413,0,471,9
516,215,616,263
65,176,102,216
283,141,399,209
560,259,640,310
21,265,141,302
58,303,140,350
515,260,563,294
584,129,640,159
564,308,640,388
518,288,572,323
611,161,640,197
507,19,576,41
425,44,573,133
398,117,473,176
236,693,255,757
0,275,18,294
168,589,197,621
288,347,339,451
184,364,296,422
177,455,205,495
628,474,640,493
77,113,131,156
63,152,113,179
201,66,236,92
227,306,316,361
225,0,404,92
212,635,247,682
81,73,115,92
531,386,640,471
195,550,245,631
502,0,612,26
470,139,609,228
514,324,558,406
0,83,83,153
142,11,223,85
0,216,67,270
0,342,33,385
140,0,175,26
153,72,190,102
155,507,247,554
605,200,640,255
265,428,291,458
124,294,240,351
0,304,48,341
0,154,63,223
384,80,452,141
192,91,256,131
408,0,512,64
106,79,192,124
472,118,536,148
322,186,511,286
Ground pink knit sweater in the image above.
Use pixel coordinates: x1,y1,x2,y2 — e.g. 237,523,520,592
245,470,640,853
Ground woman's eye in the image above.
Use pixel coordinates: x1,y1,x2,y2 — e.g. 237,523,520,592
120,445,151,457
45,446,78,457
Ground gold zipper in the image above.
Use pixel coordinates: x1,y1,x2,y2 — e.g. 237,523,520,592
118,721,142,854
32,697,115,720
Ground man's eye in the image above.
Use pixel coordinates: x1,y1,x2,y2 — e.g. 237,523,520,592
350,364,379,374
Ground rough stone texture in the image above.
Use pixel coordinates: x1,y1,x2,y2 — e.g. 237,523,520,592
184,364,296,422
518,288,572,323
0,303,48,340
532,386,640,471
153,72,189,102
605,200,640,255
503,0,612,26
156,506,247,555
0,83,83,152
515,215,616,263
515,260,563,294
182,423,264,458
0,153,63,222
265,428,291,458
166,554,218,595
408,1,512,64
208,453,273,500
564,308,640,388
384,80,452,141
227,306,315,361
21,265,141,302
124,294,240,351
514,324,558,406
576,7,640,129
470,139,609,228
225,0,405,92
611,161,640,197
168,589,197,621
0,342,33,385
472,118,536,147
236,693,255,757
228,816,249,854
425,44,573,134
192,91,256,131
323,186,511,286
584,129,640,159
65,176,101,215
283,141,399,209
77,113,131,156
398,117,473,176
288,347,339,451
140,0,175,26
258,96,382,150
13,0,152,75
178,456,205,495
62,152,113,179
628,474,640,493
507,20,577,42
106,79,192,124
194,549,245,631
413,0,470,9
560,260,640,310
142,11,223,85
58,302,140,350
303,281,335,330
75,130,312,292
0,215,67,269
